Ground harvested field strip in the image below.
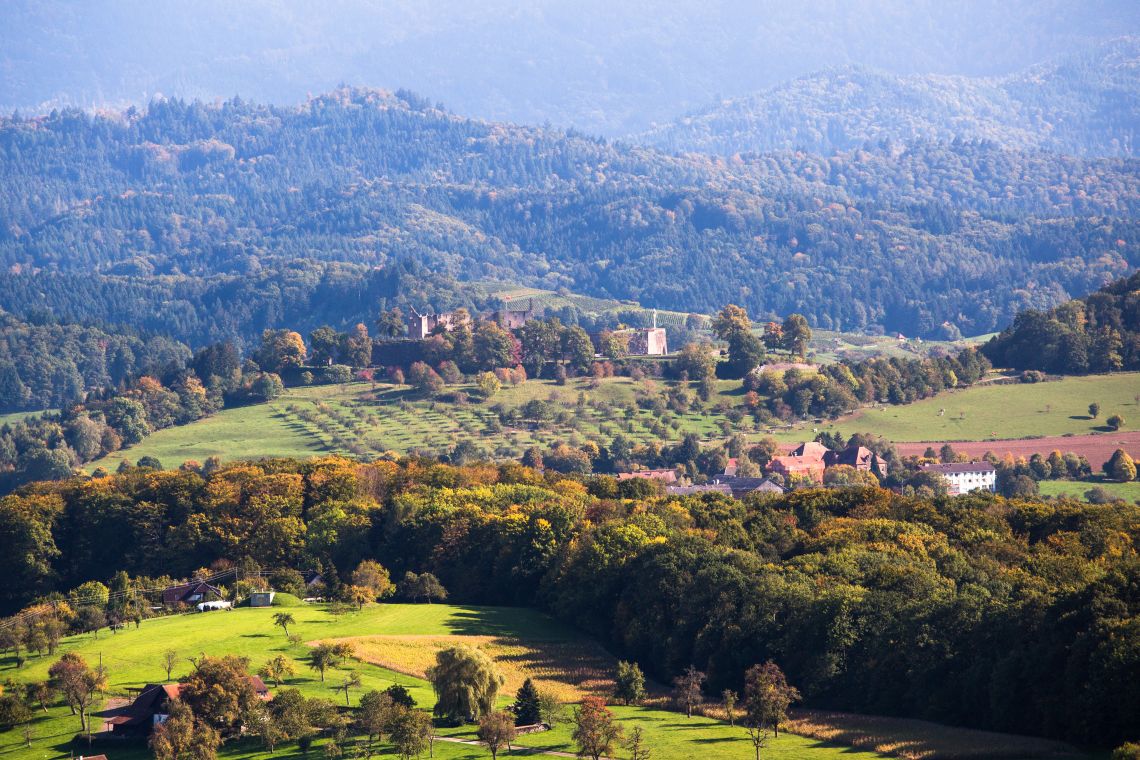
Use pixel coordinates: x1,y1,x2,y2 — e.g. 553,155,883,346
893,431,1140,465
316,634,619,702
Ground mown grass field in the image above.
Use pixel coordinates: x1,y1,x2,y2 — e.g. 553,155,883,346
828,373,1140,442
1038,478,1140,503
88,371,1140,473
88,376,816,471
0,602,893,760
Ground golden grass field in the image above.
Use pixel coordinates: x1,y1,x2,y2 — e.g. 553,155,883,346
315,634,619,702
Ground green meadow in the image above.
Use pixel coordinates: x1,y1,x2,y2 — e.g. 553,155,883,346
0,602,886,760
827,373,1140,442
1038,478,1140,503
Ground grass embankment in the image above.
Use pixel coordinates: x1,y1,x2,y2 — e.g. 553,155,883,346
87,376,806,471
0,603,891,760
829,373,1140,442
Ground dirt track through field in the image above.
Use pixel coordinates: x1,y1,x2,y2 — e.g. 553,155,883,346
891,431,1140,464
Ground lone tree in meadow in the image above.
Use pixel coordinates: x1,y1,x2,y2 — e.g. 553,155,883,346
744,661,800,739
351,560,396,601
722,689,738,727
572,697,622,760
426,645,504,723
357,690,399,754
623,725,651,760
672,665,706,718
273,612,295,637
1107,414,1125,431
1089,402,1101,419
513,678,542,725
337,672,362,706
258,654,296,688
477,710,517,760
48,652,101,732
400,572,448,604
162,649,179,681
614,660,646,706
308,643,339,683
389,707,433,760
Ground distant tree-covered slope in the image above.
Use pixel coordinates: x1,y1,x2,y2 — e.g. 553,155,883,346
639,38,1140,157
983,270,1140,373
1,89,1138,344
0,310,190,411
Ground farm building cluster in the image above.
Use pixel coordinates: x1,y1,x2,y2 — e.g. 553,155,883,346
621,442,994,499
402,302,669,356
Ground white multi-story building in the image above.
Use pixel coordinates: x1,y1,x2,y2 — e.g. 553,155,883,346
920,461,997,495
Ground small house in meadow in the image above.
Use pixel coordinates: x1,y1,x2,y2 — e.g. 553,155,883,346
249,591,276,607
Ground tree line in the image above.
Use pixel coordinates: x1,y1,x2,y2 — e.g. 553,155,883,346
0,457,1136,746
983,270,1140,373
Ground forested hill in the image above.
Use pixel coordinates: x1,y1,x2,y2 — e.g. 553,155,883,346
1,88,1138,345
638,38,1140,157
983,270,1140,373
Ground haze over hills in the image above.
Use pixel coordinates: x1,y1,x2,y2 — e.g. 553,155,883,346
0,89,1137,346
638,38,1140,157
4,0,1140,136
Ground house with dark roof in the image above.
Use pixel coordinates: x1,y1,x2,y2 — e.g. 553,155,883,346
109,678,271,735
708,476,787,498
161,581,222,607
825,445,886,474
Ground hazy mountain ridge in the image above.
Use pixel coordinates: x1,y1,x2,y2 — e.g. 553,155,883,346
4,0,1140,136
638,38,1140,157
0,88,1137,345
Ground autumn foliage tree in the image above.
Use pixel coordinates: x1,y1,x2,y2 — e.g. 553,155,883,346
571,697,622,760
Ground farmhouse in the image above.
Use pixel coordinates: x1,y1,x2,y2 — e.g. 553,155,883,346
825,444,886,474
766,441,828,483
920,461,997,495
161,581,222,608
111,677,273,734
709,476,788,498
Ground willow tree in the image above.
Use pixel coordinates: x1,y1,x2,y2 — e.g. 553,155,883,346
426,645,504,723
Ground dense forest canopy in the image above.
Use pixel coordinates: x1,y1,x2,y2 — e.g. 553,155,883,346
639,38,1140,157
4,1,1138,136
2,458,1137,746
1,90,1137,344
983,270,1140,372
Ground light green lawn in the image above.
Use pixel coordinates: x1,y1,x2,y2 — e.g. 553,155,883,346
0,604,885,760
828,373,1140,442
1038,478,1140,503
